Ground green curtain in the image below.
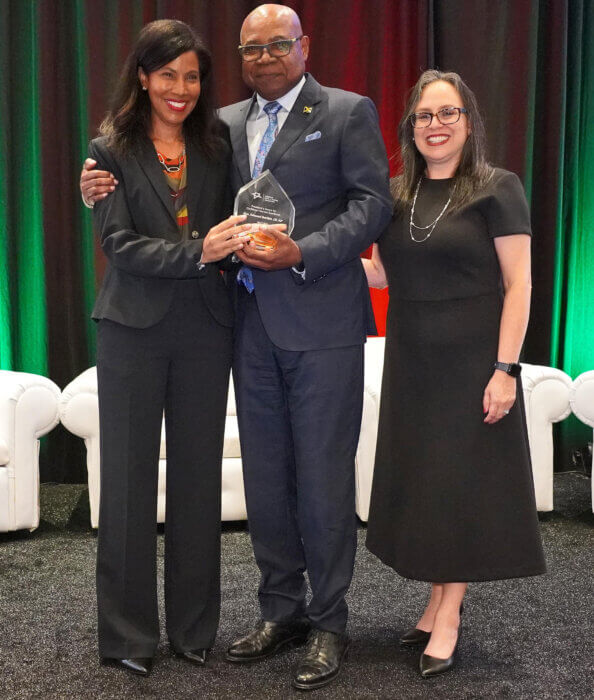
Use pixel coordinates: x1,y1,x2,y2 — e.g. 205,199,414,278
0,0,47,374
550,0,594,454
73,0,97,358
552,0,594,378
0,0,592,479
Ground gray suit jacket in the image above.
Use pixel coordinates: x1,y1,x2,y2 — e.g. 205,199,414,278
219,74,392,351
89,133,234,329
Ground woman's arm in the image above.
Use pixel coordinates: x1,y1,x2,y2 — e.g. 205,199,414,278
362,243,388,289
89,139,248,277
482,233,531,424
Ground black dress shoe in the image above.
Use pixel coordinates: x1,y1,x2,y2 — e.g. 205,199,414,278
101,657,152,676
419,626,462,678
292,630,349,691
173,648,208,665
226,619,310,663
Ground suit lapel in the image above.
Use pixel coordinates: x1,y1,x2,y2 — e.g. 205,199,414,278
263,74,323,174
185,139,207,233
136,135,177,226
229,97,255,185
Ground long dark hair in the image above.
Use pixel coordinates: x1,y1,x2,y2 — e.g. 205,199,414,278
392,70,493,213
99,19,224,158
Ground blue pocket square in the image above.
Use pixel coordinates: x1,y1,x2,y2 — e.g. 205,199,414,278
304,130,321,142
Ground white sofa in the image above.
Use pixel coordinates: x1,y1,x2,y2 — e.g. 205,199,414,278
569,370,594,511
61,343,573,527
0,371,61,532
59,368,246,528
354,339,573,519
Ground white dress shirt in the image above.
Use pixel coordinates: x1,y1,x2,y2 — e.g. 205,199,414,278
246,76,306,174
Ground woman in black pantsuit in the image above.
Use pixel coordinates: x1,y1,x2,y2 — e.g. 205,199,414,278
88,20,251,677
364,71,546,678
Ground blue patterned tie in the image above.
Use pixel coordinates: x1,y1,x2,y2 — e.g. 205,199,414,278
252,100,282,178
238,101,283,292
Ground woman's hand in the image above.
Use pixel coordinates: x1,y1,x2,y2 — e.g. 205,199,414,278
201,215,251,263
482,371,517,424
363,243,388,288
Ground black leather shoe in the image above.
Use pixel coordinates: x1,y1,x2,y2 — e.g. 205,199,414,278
292,630,349,691
174,648,208,665
419,626,462,678
400,627,431,646
226,619,310,663
402,602,464,647
101,657,152,676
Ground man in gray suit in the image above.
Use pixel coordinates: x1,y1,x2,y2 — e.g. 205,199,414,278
81,4,391,690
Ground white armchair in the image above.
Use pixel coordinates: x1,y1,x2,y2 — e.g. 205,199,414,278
59,367,247,528
569,370,594,512
354,339,573,519
521,363,573,511
0,371,61,532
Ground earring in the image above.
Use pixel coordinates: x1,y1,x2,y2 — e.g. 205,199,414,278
142,85,147,91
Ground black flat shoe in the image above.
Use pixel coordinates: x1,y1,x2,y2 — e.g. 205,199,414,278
174,648,208,665
101,657,152,677
419,627,462,679
226,619,310,663
400,627,431,646
403,602,464,647
292,630,350,691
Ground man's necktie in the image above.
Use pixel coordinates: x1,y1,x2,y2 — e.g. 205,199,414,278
252,100,282,178
238,100,283,293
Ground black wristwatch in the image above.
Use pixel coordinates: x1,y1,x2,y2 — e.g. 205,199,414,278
493,361,522,377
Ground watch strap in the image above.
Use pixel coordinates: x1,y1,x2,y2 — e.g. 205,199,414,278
493,361,522,377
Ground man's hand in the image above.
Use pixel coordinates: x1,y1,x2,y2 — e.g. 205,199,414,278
80,158,117,207
201,215,251,263
235,225,301,270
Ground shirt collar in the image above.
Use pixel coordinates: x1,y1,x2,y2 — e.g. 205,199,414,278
254,75,306,118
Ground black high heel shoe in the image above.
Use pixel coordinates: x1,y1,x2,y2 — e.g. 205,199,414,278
174,648,208,665
399,627,431,646
400,603,463,647
101,657,153,676
419,626,462,678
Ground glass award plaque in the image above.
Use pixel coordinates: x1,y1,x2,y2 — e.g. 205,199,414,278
233,170,295,251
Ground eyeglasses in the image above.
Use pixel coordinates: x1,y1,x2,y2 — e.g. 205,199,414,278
238,36,303,62
410,107,468,128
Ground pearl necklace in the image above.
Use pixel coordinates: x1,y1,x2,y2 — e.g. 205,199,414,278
409,177,451,243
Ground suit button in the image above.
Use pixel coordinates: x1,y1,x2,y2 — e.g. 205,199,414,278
191,230,199,239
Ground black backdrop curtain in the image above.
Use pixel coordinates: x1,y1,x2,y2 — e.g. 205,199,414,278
0,0,591,482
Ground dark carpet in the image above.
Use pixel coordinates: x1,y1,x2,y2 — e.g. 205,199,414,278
1,473,593,699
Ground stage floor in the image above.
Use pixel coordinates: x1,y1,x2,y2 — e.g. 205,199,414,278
1,472,593,699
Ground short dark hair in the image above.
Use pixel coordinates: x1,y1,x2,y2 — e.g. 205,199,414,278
392,70,493,213
100,19,224,158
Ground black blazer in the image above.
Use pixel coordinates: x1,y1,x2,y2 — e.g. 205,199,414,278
219,74,392,351
89,132,233,329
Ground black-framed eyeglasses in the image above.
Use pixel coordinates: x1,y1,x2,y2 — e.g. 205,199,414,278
238,36,303,62
410,107,468,128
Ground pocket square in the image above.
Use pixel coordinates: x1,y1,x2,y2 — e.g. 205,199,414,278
304,130,321,143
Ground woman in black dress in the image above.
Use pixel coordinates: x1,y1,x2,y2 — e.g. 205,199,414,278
364,70,546,678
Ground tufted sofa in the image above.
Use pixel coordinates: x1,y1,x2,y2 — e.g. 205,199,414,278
59,367,246,528
60,341,574,527
0,371,61,532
